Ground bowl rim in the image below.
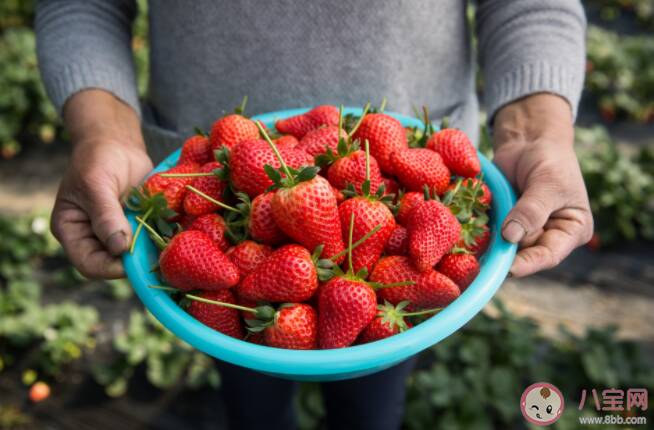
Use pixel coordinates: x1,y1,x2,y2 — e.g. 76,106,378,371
123,107,517,378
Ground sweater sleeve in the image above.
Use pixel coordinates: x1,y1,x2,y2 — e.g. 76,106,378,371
475,0,586,121
35,0,141,116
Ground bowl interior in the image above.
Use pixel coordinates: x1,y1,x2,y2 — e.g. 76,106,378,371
123,107,517,381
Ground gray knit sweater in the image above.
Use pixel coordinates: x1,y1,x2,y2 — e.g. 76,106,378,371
35,0,586,162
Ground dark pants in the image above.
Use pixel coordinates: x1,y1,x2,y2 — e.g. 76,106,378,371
216,357,417,430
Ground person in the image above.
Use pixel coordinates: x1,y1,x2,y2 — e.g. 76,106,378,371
35,1,593,429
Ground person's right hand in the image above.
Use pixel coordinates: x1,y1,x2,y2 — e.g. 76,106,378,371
51,90,152,279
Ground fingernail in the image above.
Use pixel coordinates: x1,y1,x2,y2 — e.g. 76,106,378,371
502,220,526,244
106,231,128,255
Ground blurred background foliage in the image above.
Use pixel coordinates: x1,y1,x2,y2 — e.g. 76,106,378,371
0,1,653,429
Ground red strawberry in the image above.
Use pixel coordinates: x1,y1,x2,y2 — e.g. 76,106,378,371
179,135,212,165
160,230,239,291
396,192,425,226
245,331,266,345
357,301,413,344
391,148,451,195
187,289,244,339
274,135,300,149
385,225,408,255
210,114,260,150
297,126,347,157
186,213,230,252
275,105,340,138
328,149,382,195
229,139,313,197
183,161,228,216
248,192,288,245
318,276,377,349
237,244,318,303
407,200,461,271
338,196,395,273
226,240,273,276
272,175,345,261
353,113,408,175
263,303,317,350
144,163,200,212
331,185,346,203
371,256,461,310
436,253,480,290
427,128,480,178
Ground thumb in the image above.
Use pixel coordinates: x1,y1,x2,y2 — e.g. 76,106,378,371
84,182,132,256
502,186,557,244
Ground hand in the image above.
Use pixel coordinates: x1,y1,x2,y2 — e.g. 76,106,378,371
492,94,593,277
51,90,152,279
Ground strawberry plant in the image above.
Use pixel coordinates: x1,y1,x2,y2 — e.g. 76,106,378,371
585,25,654,123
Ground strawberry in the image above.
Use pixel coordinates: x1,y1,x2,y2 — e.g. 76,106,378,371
275,105,340,138
436,252,480,290
370,256,461,310
237,244,318,303
247,192,288,245
29,382,51,403
210,114,260,150
390,148,451,195
159,230,239,291
271,174,345,261
183,161,228,216
318,276,377,349
407,199,461,271
327,148,382,195
187,289,244,339
353,113,408,175
261,303,317,350
427,128,480,178
296,125,348,157
186,213,230,252
331,185,346,203
225,240,273,276
385,225,408,255
338,197,395,274
274,134,300,149
443,177,492,223
396,191,425,226
178,213,197,229
357,301,413,344
143,163,200,213
179,135,212,165
229,139,313,197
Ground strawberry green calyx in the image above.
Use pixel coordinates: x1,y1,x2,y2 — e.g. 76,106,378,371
126,187,178,238
135,216,168,250
257,121,320,189
341,139,392,204
408,106,439,148
234,95,249,116
375,300,442,332
442,175,489,222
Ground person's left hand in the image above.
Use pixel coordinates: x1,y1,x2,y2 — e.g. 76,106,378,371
492,93,593,277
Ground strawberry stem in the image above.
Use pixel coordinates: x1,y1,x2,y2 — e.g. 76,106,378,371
160,172,213,178
130,206,153,254
373,280,416,289
338,104,344,132
148,285,178,293
135,216,167,248
256,121,294,181
329,224,382,261
364,139,371,182
185,294,257,313
347,212,355,273
347,102,371,137
235,95,248,115
185,185,238,212
400,307,442,317
379,98,387,113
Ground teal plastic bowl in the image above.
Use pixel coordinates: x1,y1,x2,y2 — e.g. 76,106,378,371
123,107,517,381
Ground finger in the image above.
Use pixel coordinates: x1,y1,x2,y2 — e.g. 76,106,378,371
509,221,581,277
518,227,544,249
502,186,559,244
80,175,132,256
52,202,125,278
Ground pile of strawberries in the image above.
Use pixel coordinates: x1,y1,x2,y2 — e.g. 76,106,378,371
129,102,492,350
